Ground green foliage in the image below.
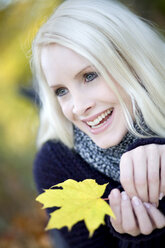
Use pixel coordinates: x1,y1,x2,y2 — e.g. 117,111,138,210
0,1,62,246
0,0,62,155
155,0,165,14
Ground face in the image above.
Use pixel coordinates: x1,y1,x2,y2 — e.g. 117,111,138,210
41,44,133,148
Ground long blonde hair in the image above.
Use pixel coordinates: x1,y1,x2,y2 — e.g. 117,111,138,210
32,0,165,148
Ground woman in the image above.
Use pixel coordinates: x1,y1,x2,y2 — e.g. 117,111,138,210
32,0,165,247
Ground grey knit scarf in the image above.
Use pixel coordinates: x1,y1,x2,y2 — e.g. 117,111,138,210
73,123,154,182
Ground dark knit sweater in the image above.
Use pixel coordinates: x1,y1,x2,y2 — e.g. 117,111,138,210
33,137,165,248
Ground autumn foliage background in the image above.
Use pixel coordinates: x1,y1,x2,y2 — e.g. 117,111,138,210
0,0,165,247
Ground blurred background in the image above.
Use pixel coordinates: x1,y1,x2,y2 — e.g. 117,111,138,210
0,0,165,247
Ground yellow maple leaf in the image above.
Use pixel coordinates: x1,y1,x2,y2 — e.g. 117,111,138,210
36,179,115,237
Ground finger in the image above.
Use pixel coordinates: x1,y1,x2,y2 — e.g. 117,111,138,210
120,152,138,198
160,148,165,199
132,196,153,235
109,189,124,233
133,146,148,202
121,192,140,236
144,202,165,229
147,145,160,205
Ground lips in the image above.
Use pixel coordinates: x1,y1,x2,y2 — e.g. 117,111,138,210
82,108,114,129
86,109,113,128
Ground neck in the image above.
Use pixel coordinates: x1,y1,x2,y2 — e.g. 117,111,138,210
73,126,138,182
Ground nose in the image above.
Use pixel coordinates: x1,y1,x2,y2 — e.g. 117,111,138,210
72,93,95,116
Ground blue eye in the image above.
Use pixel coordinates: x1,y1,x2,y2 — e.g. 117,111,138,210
84,72,98,82
55,87,68,97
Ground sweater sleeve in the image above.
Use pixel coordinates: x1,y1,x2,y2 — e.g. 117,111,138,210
33,140,118,248
106,137,165,248
127,137,165,151
33,138,165,248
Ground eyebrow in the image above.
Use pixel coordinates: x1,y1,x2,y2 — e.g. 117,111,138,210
74,65,92,79
50,65,93,88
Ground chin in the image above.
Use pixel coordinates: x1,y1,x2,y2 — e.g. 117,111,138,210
93,134,125,149
95,142,117,149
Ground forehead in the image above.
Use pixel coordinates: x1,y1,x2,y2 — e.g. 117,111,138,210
41,44,90,71
40,44,93,86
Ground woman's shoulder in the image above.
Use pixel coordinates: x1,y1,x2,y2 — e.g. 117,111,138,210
33,139,82,175
34,139,77,166
36,139,68,156
33,139,120,194
33,140,76,192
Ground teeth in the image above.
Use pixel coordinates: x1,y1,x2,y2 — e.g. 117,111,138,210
101,113,105,119
87,109,113,127
92,120,106,129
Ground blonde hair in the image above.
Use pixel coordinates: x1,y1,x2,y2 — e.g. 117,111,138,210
32,0,165,148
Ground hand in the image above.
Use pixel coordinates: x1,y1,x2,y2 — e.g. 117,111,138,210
120,144,165,205
108,189,165,236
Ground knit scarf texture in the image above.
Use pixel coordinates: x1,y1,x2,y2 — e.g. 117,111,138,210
73,123,154,182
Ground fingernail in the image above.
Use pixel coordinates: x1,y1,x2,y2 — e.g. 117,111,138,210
132,196,141,206
152,202,157,207
112,189,119,198
159,192,164,200
144,202,151,209
121,191,128,200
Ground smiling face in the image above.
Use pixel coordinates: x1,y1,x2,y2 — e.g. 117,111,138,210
41,44,133,148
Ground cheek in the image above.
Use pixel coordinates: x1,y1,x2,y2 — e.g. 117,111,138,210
100,88,119,103
121,93,133,115
59,102,73,121
97,81,119,102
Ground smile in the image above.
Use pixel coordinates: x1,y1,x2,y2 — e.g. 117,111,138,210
86,108,113,128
